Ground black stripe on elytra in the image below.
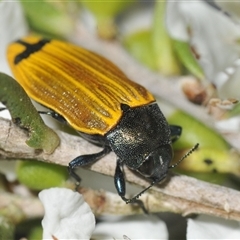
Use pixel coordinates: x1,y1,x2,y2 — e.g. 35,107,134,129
14,39,51,65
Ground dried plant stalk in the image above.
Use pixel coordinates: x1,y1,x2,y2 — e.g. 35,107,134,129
1,118,240,221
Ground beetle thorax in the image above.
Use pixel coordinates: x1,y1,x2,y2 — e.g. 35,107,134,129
106,103,172,170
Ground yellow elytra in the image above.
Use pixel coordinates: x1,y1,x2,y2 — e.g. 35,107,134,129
7,36,155,135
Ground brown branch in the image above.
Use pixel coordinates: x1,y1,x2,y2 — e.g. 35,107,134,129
1,118,240,221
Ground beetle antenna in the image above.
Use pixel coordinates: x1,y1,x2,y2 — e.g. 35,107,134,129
122,181,155,205
122,144,199,206
169,143,199,169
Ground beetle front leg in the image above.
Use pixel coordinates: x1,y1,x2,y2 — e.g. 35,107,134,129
114,159,126,200
68,146,112,185
114,160,149,213
114,160,139,203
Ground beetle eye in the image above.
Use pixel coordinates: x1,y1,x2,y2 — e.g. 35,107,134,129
137,155,155,177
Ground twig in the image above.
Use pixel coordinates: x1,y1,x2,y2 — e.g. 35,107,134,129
1,118,240,221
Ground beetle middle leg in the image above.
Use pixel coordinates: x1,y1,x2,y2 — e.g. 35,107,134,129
68,145,112,186
170,125,182,142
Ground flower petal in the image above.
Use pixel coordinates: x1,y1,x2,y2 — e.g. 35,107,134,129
218,61,240,99
187,215,240,239
39,188,95,240
0,1,28,75
93,215,168,239
166,0,240,98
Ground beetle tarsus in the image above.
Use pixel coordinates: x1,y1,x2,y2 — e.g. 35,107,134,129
68,165,81,182
120,196,148,213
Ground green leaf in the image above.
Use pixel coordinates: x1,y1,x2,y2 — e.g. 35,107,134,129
16,160,68,190
82,0,135,39
0,72,60,153
152,0,181,75
123,30,157,70
168,110,240,176
168,110,229,150
20,1,77,38
173,39,205,79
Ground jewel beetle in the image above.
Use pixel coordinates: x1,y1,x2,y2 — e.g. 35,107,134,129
7,36,198,204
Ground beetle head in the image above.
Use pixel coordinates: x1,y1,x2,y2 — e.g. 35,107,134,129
125,143,199,204
136,144,173,182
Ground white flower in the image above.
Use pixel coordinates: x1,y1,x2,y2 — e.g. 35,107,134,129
39,188,95,240
187,215,240,239
92,214,168,240
0,1,28,75
166,0,240,99
0,1,28,119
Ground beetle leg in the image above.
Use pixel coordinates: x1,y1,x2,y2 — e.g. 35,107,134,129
114,159,126,198
170,125,182,142
114,160,152,213
115,159,149,202
68,145,112,185
0,107,7,111
38,111,67,124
